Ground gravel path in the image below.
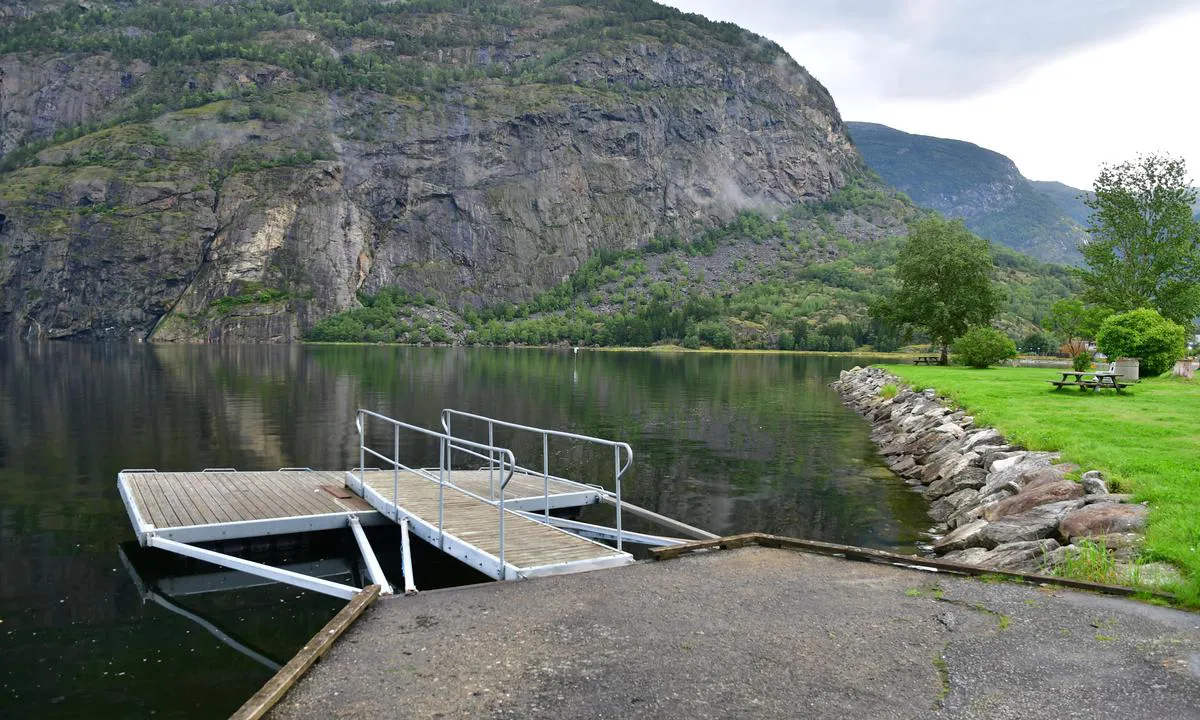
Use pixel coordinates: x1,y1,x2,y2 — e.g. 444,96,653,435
270,547,1200,720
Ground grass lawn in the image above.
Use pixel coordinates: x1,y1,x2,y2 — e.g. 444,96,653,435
880,364,1200,605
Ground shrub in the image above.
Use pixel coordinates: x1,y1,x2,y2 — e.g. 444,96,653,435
1096,308,1187,376
952,327,1017,368
1072,351,1093,372
694,321,734,349
879,383,898,399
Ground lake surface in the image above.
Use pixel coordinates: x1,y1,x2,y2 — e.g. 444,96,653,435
0,344,931,718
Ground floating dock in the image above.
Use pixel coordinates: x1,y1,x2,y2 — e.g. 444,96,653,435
118,409,716,603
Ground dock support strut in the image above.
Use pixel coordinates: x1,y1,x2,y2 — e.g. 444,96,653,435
399,517,418,595
348,515,393,595
147,536,361,601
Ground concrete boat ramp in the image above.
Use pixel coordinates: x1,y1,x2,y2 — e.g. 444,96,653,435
269,542,1200,720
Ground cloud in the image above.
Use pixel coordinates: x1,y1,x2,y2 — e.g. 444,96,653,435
665,0,1194,99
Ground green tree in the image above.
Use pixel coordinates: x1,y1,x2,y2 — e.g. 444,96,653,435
1095,308,1187,376
1020,331,1057,356
1047,298,1111,345
874,216,1001,363
1080,154,1200,324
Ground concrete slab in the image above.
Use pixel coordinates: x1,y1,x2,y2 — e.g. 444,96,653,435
269,547,1200,720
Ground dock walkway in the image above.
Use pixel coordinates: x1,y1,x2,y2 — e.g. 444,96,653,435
349,470,630,579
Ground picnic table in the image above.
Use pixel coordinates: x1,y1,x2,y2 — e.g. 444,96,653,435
1049,368,1129,392
913,355,940,365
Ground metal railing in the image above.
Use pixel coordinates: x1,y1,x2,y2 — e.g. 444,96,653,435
355,409,518,576
440,409,633,551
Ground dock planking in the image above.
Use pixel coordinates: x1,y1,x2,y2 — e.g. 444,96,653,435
350,470,631,577
120,471,374,542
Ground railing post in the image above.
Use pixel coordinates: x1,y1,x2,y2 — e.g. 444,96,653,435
438,435,445,550
498,453,506,580
488,420,495,501
357,412,366,489
614,444,622,552
392,423,399,507
542,431,550,519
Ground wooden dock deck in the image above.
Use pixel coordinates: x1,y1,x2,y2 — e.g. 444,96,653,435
348,470,632,579
119,470,384,544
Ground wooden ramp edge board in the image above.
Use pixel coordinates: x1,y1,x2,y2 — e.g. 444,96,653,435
649,533,1176,602
230,585,381,720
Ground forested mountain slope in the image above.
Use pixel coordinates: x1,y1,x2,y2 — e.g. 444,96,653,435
847,122,1086,265
0,0,1073,346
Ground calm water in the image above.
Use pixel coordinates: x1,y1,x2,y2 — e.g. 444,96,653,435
0,344,930,718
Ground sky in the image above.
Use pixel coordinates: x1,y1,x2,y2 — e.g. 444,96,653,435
658,0,1200,189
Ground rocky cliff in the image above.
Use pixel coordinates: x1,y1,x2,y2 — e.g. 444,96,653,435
846,122,1085,265
0,0,861,341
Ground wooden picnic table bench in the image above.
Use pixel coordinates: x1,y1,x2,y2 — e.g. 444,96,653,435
913,355,941,365
1048,366,1130,393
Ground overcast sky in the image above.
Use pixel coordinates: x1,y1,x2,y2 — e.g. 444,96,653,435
659,0,1199,189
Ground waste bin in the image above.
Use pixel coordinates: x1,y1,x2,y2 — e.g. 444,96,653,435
1114,357,1139,382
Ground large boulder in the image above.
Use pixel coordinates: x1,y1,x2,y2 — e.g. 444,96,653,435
978,457,1062,497
979,500,1083,548
939,547,991,565
887,455,917,475
925,462,985,499
987,480,1084,520
978,538,1060,573
1080,470,1109,495
929,489,981,523
932,519,989,554
959,428,1006,453
1058,503,1149,540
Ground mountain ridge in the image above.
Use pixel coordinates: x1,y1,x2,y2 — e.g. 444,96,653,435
846,121,1086,265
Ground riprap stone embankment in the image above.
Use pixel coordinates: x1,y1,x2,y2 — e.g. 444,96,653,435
834,366,1176,585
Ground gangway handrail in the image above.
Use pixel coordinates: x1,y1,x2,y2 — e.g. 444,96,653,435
355,409,520,576
439,408,633,551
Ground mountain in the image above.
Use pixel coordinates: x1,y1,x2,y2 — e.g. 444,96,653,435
1029,180,1092,226
846,122,1085,265
0,1,1075,346
0,0,862,342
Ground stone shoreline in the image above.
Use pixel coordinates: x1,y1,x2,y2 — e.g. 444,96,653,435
834,366,1176,585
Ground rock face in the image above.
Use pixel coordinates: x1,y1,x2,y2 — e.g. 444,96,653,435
0,1,861,341
833,366,1155,581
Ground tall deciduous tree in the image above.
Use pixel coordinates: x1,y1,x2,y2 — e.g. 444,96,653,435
1047,298,1110,345
1080,154,1200,324
876,216,1001,363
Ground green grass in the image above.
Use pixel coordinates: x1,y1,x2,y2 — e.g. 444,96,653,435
1051,538,1134,586
882,364,1200,605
